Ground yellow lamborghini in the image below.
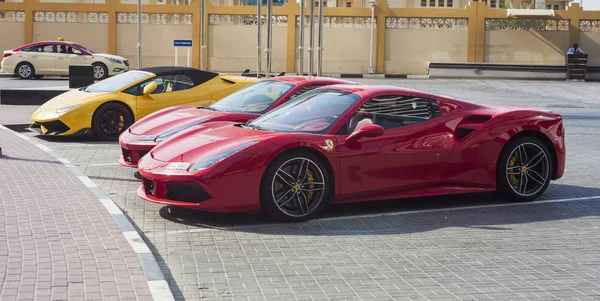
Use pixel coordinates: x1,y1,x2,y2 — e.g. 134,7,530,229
30,66,260,140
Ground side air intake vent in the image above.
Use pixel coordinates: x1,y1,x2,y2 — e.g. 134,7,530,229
456,115,493,140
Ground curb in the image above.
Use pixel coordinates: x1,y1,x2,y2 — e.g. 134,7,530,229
0,73,16,78
0,125,175,301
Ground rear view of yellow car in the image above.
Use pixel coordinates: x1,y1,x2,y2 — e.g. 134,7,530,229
30,66,259,140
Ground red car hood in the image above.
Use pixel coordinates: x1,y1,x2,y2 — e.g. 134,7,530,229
149,122,278,164
129,106,258,136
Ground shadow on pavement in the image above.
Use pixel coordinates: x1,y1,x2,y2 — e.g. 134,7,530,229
157,184,600,233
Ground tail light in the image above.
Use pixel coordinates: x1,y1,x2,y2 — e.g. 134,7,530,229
3,53,12,58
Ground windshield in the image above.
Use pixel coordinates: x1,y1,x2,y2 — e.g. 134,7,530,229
247,89,361,134
75,43,94,54
83,71,150,93
207,80,295,114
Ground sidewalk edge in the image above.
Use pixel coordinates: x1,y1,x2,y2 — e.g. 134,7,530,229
0,125,175,301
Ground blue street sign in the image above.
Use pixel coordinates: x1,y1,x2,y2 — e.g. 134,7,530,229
174,40,192,47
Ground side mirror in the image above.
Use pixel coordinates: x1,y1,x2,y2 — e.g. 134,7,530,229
143,82,157,96
345,124,384,144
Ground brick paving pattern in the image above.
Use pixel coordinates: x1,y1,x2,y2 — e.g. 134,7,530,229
2,79,600,300
0,129,152,301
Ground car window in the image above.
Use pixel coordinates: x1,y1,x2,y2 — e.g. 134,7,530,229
129,75,194,96
74,43,94,54
340,95,442,135
288,84,326,99
23,44,55,53
208,80,295,114
84,71,151,93
248,89,361,134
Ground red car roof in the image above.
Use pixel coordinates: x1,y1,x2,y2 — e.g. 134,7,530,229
270,76,356,85
13,41,76,51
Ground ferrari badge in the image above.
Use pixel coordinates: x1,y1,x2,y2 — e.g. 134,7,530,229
325,139,334,150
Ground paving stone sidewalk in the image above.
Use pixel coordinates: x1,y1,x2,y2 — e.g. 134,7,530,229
0,129,153,300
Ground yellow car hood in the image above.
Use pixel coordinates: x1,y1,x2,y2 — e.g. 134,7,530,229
37,89,106,111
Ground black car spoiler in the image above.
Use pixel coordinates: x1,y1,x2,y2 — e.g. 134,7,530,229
240,69,286,78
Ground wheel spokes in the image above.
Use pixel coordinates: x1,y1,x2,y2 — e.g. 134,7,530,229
276,188,296,206
518,145,528,165
301,182,324,192
526,151,546,168
276,169,295,187
296,159,308,183
297,191,309,214
518,173,528,194
527,170,546,186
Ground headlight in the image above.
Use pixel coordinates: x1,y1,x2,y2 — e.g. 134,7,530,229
56,104,79,114
105,57,123,64
189,141,257,171
155,118,209,142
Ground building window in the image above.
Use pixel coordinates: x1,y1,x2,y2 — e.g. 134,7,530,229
420,0,452,7
490,0,496,8
346,1,351,6
554,4,559,9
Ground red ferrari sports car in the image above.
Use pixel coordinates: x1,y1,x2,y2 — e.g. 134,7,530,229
118,76,356,167
137,85,565,222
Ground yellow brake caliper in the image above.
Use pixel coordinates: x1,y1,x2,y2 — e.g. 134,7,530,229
508,153,519,186
306,170,314,202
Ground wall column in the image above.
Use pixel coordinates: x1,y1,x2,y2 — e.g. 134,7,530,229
23,0,36,44
107,0,118,55
475,1,486,62
192,0,201,68
565,2,583,46
466,1,478,62
374,0,388,74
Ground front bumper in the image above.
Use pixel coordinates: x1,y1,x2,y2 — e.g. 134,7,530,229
137,168,259,213
29,120,91,136
118,132,158,168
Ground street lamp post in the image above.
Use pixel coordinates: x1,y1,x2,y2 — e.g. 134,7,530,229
316,0,324,76
137,0,142,69
298,0,305,75
308,0,315,76
265,0,273,78
257,0,262,78
201,0,206,70
368,0,376,74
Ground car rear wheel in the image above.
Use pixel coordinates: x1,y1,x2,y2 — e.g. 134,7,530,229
496,136,553,202
260,151,332,222
16,62,35,79
92,63,108,80
91,103,133,141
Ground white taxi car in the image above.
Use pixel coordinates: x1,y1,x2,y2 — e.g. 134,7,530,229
1,40,129,80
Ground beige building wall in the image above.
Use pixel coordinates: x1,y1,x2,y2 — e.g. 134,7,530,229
208,16,287,72
0,21,25,52
295,17,376,74
385,18,468,74
484,31,569,64
579,32,600,66
116,12,192,68
33,23,109,53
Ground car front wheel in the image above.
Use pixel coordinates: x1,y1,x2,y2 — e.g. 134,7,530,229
260,151,332,222
91,103,133,141
92,63,108,80
496,136,553,202
16,62,35,79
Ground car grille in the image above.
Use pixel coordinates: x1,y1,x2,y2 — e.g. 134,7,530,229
143,178,155,196
166,182,211,203
37,120,70,134
122,148,131,162
123,60,129,67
